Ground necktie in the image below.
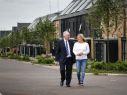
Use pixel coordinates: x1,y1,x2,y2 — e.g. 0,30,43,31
65,41,69,56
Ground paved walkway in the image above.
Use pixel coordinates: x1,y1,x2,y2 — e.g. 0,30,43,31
0,58,127,95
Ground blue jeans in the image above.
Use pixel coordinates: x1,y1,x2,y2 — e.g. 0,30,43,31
76,59,87,84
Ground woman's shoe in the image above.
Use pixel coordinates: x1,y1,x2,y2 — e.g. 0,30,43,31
80,82,84,86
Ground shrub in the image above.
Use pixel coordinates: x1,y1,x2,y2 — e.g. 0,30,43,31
36,56,43,60
94,63,103,69
21,56,30,61
6,52,30,61
37,56,54,64
43,58,54,64
88,61,127,72
93,69,99,75
0,53,7,57
116,63,127,71
7,52,14,57
104,63,116,71
91,61,105,70
8,54,21,60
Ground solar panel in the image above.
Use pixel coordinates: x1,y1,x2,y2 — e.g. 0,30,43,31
64,0,81,14
77,0,91,11
60,1,75,15
51,15,57,21
29,13,59,29
71,0,87,13
85,1,93,9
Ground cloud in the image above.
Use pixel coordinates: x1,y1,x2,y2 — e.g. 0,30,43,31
0,0,71,30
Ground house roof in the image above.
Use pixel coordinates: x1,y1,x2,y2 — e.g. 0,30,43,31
56,0,95,20
0,30,12,38
56,10,88,20
28,11,61,30
17,23,31,31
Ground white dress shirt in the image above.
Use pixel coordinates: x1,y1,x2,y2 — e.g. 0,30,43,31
73,42,90,60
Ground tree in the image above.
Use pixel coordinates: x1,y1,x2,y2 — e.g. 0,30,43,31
89,0,124,63
35,17,56,55
0,37,9,48
8,31,22,48
122,0,127,61
21,27,31,44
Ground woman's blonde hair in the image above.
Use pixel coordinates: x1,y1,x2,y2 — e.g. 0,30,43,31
77,34,86,42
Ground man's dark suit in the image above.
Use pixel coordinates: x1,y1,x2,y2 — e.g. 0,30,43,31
55,39,75,85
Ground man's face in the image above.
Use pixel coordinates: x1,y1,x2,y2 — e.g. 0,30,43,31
64,33,70,40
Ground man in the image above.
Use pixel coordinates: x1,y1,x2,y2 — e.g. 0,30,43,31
55,31,75,87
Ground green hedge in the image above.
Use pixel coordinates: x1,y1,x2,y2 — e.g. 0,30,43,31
1,52,30,61
36,56,54,64
7,52,21,59
0,53,7,57
87,61,127,72
21,56,30,61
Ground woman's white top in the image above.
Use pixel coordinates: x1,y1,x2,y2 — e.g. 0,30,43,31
73,42,90,60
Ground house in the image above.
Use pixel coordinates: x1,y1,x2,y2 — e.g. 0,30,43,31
26,0,126,62
28,11,60,30
28,11,61,38
12,26,18,32
54,0,97,61
20,12,61,57
17,23,31,31
0,30,12,38
55,0,94,38
55,0,127,63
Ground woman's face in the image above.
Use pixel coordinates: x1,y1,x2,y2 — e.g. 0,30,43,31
77,35,83,42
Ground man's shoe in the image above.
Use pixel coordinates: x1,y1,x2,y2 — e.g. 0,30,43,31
78,81,80,85
66,84,71,87
60,81,64,87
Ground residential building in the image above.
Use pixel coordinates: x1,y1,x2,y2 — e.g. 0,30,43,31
55,0,127,63
0,30,12,38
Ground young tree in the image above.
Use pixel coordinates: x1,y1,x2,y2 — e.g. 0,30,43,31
35,17,56,55
21,27,31,44
0,37,9,48
8,31,22,48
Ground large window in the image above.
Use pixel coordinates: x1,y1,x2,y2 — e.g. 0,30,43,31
61,15,91,38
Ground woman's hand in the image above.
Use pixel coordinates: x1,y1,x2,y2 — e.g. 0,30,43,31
77,52,83,56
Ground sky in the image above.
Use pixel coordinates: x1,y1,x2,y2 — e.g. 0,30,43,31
0,0,71,30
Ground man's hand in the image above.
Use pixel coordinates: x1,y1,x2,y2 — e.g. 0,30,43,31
55,61,59,65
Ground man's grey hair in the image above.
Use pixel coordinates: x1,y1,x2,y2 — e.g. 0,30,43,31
63,31,70,36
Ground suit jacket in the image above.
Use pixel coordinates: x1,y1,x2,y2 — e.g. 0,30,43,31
55,39,75,64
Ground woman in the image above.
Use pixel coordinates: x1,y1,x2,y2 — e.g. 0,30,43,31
73,34,90,86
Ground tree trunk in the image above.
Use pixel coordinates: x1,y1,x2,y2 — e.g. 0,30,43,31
44,40,50,56
123,1,126,61
106,11,110,63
